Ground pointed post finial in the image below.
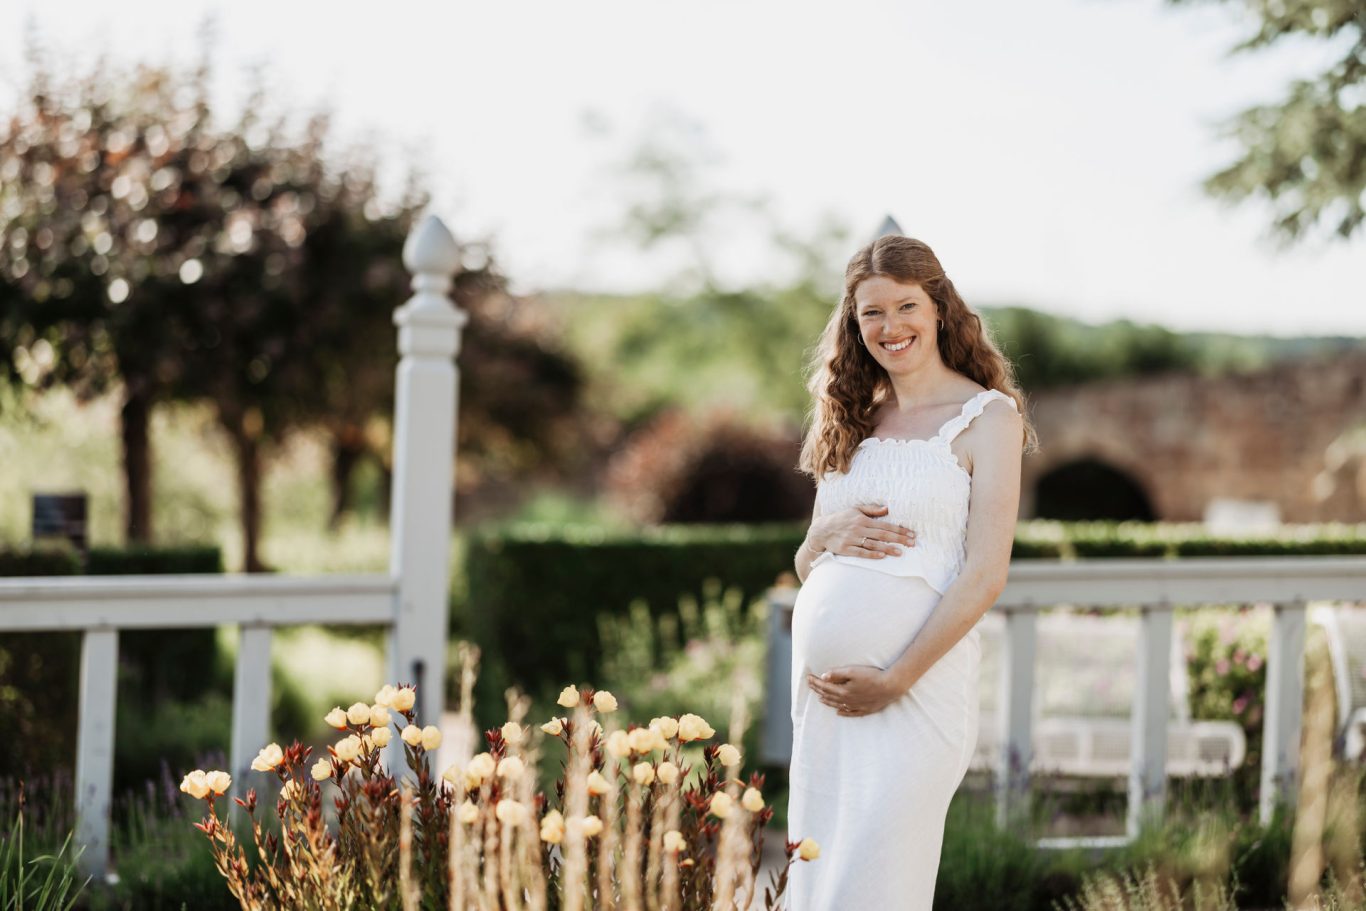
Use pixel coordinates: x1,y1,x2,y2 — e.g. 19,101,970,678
872,214,903,242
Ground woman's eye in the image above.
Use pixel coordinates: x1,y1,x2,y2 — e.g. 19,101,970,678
902,302,915,309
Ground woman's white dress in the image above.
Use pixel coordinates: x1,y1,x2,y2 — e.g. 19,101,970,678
787,388,1017,911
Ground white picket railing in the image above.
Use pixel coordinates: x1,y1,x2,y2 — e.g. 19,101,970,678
0,213,466,879
764,554,1366,846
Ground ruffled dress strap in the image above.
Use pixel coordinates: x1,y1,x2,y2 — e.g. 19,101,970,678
938,389,1017,444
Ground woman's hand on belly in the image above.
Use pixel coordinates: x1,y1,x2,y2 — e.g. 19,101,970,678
806,665,900,717
815,504,916,560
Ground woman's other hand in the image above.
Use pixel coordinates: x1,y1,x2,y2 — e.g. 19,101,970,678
812,503,915,559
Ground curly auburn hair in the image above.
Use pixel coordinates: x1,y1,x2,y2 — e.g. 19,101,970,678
798,234,1039,481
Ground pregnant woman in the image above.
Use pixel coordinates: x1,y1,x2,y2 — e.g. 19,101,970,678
787,234,1037,910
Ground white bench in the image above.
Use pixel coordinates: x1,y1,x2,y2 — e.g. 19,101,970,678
967,609,1246,777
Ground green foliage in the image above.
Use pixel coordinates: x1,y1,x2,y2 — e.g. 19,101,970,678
0,803,87,911
1167,0,1366,242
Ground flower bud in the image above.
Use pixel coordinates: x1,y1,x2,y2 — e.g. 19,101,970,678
346,702,371,726
334,734,363,763
539,809,565,844
557,685,579,708
649,716,679,740
401,725,423,747
468,752,496,779
371,726,392,748
540,718,564,736
204,770,232,795
709,791,734,819
458,799,479,824
311,759,333,781
629,726,667,754
497,755,525,780
369,705,390,728
663,830,685,853
586,770,610,796
421,725,442,750
717,743,741,768
656,762,680,785
606,730,632,758
374,684,398,708
495,798,528,825
798,837,820,860
390,687,416,712
592,690,618,713
632,762,655,786
578,814,603,837
742,787,765,812
251,743,284,772
677,713,715,742
500,721,524,744
180,770,210,799
280,779,302,801
324,707,348,730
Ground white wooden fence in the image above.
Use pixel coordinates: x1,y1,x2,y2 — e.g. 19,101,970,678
764,554,1366,847
0,214,466,878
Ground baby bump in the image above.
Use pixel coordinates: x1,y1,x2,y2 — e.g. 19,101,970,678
792,562,941,675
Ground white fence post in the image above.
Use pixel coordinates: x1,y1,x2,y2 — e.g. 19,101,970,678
75,628,118,879
1127,605,1172,839
996,607,1036,829
387,214,465,771
229,624,273,803
1261,600,1307,826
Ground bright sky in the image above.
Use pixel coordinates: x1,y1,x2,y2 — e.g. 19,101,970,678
2,0,1363,337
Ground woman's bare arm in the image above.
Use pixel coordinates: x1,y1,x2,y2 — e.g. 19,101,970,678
795,498,826,585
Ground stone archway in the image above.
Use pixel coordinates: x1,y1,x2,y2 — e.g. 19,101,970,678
1033,457,1157,521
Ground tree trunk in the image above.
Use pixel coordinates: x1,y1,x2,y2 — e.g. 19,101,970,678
328,431,365,531
120,387,153,544
226,416,269,573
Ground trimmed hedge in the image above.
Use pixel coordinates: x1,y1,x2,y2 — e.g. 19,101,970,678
462,520,1366,725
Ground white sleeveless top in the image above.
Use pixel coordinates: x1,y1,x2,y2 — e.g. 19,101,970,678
809,388,1017,594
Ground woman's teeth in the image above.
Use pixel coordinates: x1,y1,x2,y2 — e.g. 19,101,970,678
882,338,914,351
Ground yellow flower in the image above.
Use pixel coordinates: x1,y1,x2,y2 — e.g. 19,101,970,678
663,830,686,853
369,705,391,728
540,809,565,844
742,787,765,812
649,716,679,740
495,798,528,825
557,685,580,708
468,752,496,779
204,770,232,795
401,725,423,747
586,770,610,796
374,684,399,708
677,713,715,742
606,730,632,758
632,762,655,786
324,707,348,730
346,702,371,726
371,726,392,748
540,718,564,736
179,770,210,799
497,756,525,780
390,687,416,712
311,759,333,781
501,721,524,745
280,779,303,801
578,815,603,838
717,743,741,768
709,791,734,819
251,743,284,772
629,727,667,754
592,690,618,713
421,725,442,750
458,799,479,824
656,761,680,785
334,734,363,763
798,837,820,861
442,763,463,786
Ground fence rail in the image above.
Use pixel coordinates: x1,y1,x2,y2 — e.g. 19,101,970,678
764,554,1366,846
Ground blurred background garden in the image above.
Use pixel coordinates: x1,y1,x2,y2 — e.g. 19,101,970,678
3,0,1366,907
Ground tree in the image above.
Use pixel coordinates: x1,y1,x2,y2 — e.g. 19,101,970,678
1168,0,1366,242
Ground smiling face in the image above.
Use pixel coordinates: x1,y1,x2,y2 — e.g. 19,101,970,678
852,275,940,370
